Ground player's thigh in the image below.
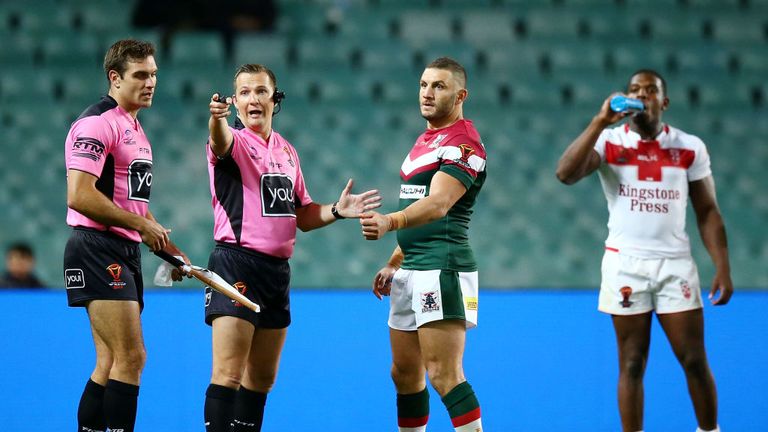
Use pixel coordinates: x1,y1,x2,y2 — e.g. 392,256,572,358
390,328,426,392
611,313,653,359
656,308,706,359
87,299,144,355
417,319,466,368
390,328,423,370
243,327,288,386
212,316,256,374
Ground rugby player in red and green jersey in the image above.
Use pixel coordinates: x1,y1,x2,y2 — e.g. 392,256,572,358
361,57,487,432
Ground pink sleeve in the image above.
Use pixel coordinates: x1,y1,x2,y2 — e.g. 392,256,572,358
66,116,115,177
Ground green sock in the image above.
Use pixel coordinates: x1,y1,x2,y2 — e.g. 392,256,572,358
397,387,429,430
442,381,482,430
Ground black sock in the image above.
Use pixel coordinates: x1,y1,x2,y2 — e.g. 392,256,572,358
204,384,237,432
103,379,139,432
77,379,106,432
231,386,267,432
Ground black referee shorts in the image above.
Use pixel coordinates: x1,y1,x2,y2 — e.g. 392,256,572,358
204,242,291,329
63,227,144,310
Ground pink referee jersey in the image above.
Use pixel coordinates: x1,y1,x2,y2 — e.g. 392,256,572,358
65,96,153,243
594,123,712,259
207,122,312,258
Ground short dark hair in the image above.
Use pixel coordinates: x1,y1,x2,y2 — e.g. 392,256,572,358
103,39,156,80
233,64,278,91
6,242,33,258
628,69,667,97
426,56,467,88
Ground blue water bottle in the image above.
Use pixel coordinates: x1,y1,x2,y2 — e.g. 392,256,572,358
610,95,644,114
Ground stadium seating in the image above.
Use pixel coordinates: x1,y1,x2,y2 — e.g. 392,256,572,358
1,0,766,288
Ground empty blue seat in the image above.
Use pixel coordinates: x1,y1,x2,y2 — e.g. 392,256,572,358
356,39,415,72
546,43,606,77
398,11,457,44
460,11,516,46
294,37,354,69
525,9,583,40
168,31,226,66
481,42,542,76
0,32,37,68
2,1,74,34
712,13,766,44
657,14,706,42
336,8,398,41
40,32,101,68
77,3,132,33
233,33,290,69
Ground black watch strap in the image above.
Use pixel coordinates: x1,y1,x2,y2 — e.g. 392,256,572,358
331,202,345,219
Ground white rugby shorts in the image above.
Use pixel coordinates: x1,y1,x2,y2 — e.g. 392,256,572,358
599,249,703,315
388,268,479,331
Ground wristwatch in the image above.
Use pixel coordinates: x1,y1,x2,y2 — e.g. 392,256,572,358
331,201,345,219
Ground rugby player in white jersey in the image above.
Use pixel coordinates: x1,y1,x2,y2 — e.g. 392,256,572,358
556,70,733,432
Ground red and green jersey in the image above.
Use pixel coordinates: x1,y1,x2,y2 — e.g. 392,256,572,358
397,119,487,271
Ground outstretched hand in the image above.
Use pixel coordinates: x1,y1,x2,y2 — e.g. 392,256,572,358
335,179,382,218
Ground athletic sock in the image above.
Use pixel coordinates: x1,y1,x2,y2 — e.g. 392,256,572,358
696,426,721,432
397,387,430,432
103,379,139,432
441,381,482,432
204,384,237,432
231,386,267,431
77,379,106,432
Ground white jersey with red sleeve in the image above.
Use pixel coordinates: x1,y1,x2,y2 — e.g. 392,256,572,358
593,123,712,259
207,123,312,259
64,96,153,243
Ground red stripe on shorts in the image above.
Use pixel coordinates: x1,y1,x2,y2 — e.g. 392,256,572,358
605,247,619,252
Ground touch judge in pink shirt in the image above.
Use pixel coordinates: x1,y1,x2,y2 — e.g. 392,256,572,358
201,64,382,432
63,39,187,432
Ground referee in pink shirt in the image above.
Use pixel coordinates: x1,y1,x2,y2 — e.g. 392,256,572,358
202,64,382,432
